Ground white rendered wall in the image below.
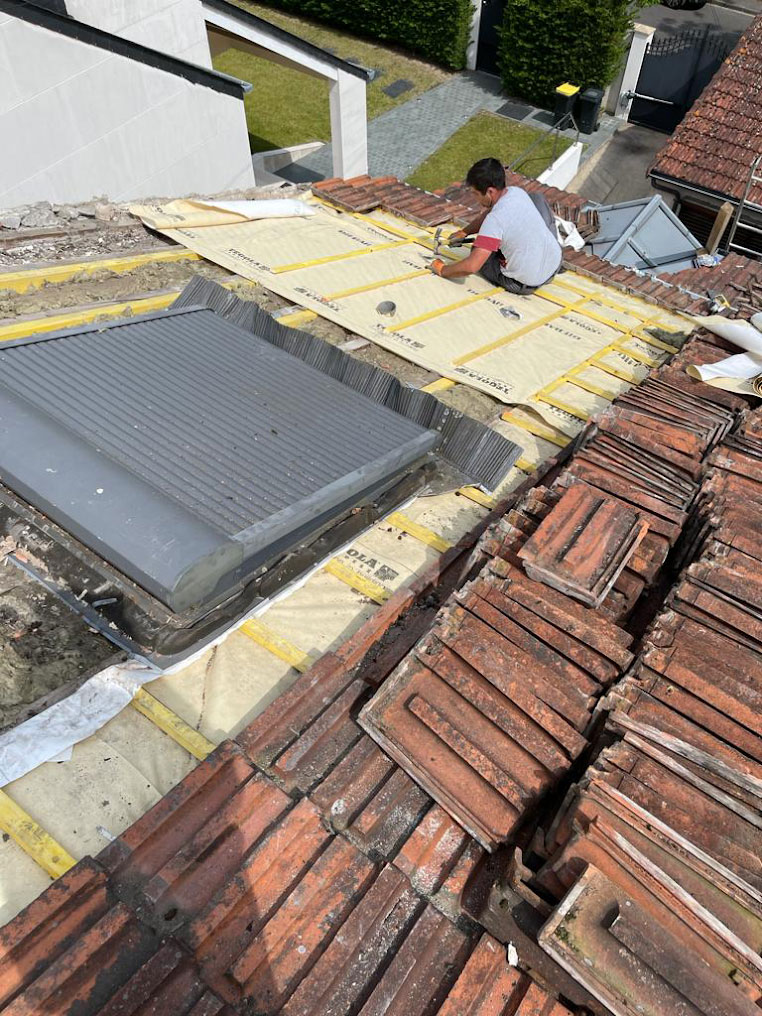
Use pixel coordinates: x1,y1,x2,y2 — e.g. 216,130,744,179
538,142,584,191
466,1,481,71
0,17,254,207
64,0,212,66
329,69,368,178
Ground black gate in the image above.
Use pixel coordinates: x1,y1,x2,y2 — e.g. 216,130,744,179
476,0,504,75
629,27,734,133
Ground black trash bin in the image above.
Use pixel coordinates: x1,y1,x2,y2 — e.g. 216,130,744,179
578,87,604,134
553,82,579,127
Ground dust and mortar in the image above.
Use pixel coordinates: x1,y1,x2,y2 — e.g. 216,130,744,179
0,261,232,318
0,561,113,730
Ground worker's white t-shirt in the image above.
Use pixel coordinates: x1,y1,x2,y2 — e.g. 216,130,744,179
474,187,562,287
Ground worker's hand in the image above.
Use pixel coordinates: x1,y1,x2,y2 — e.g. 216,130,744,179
448,229,467,246
430,258,445,276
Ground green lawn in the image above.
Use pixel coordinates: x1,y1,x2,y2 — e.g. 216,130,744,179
212,1,451,152
407,112,574,192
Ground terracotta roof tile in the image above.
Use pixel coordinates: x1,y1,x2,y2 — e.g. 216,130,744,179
99,741,291,931
358,558,634,851
517,484,649,608
651,14,762,203
0,857,159,1016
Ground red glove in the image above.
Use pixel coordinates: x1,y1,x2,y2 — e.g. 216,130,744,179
430,258,445,276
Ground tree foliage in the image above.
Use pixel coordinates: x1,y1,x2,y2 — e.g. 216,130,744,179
259,0,473,70
499,0,656,107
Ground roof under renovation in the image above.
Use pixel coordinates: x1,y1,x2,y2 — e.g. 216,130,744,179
0,167,761,1016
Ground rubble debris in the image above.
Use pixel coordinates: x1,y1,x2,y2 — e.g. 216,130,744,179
20,203,58,230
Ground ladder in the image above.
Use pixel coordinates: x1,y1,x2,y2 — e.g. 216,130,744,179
724,152,762,257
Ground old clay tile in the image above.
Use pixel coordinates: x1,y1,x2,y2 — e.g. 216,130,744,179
0,900,157,1016
277,865,422,1016
268,678,370,794
96,941,234,1016
0,857,115,1010
518,484,649,608
195,833,377,1011
99,740,291,930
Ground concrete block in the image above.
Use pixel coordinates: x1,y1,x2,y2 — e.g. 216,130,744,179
0,211,22,230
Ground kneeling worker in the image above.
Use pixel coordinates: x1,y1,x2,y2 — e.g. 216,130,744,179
430,157,561,295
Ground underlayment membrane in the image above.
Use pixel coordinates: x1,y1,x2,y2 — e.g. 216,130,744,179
129,198,692,428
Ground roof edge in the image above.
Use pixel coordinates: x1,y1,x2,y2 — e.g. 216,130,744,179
1,0,249,98
202,0,373,81
649,168,762,215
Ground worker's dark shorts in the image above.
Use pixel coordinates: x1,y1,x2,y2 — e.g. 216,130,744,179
478,252,538,294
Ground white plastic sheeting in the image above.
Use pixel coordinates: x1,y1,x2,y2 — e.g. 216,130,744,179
0,660,156,787
688,314,762,393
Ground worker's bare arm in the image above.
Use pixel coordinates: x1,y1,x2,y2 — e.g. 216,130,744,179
438,246,490,279
454,210,489,239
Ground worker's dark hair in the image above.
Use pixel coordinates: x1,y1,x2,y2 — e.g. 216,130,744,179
465,157,506,194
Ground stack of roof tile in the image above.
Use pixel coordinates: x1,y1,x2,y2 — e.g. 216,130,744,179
665,412,762,643
529,633,762,1015
555,365,744,615
0,733,575,1016
517,483,650,608
359,547,634,851
481,487,647,624
510,410,762,1016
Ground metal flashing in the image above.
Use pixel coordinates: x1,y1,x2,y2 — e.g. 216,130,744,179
0,305,439,615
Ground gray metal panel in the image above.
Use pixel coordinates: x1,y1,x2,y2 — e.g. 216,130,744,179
173,276,524,491
585,196,701,273
0,309,438,610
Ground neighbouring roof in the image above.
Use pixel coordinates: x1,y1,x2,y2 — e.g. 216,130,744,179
584,195,702,275
650,12,762,206
3,0,248,97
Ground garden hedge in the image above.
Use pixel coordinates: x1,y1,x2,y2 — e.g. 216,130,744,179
257,0,473,69
499,0,654,107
